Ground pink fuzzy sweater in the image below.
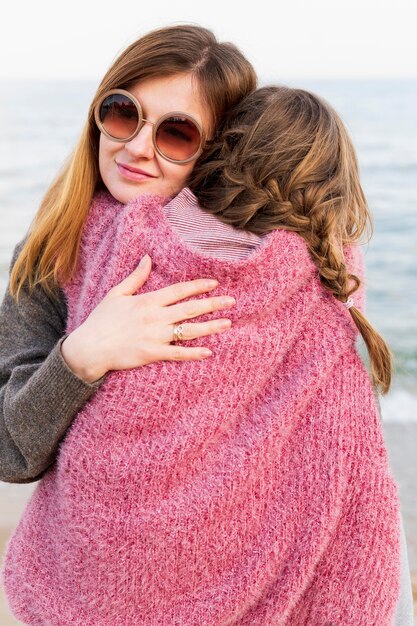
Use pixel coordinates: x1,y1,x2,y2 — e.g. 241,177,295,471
2,189,401,625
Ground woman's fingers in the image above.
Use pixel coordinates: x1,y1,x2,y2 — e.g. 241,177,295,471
78,253,237,373
167,318,232,343
143,276,220,307
109,254,152,297
157,345,214,362
109,254,223,311
164,295,236,323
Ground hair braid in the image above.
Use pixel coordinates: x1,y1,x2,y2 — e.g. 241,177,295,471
189,85,394,394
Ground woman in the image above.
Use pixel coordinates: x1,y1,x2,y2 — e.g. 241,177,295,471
0,22,255,625
0,33,412,626
0,23,256,483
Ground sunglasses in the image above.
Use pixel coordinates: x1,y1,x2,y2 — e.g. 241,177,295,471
94,89,205,164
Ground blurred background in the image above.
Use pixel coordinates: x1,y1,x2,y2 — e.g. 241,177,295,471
1,0,416,623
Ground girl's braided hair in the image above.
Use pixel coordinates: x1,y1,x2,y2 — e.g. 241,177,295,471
189,85,393,394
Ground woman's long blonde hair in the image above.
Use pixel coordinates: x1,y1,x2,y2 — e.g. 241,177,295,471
10,24,256,303
189,86,393,394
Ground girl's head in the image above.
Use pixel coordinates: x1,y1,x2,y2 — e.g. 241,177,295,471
190,85,393,394
11,24,256,298
190,85,369,242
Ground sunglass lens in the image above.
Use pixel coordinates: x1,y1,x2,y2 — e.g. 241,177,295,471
98,94,138,140
156,117,201,161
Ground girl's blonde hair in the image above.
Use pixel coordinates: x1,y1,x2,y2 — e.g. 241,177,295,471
189,86,393,394
10,24,256,302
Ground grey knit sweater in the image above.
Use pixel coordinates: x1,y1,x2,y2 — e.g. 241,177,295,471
0,237,107,484
0,236,414,625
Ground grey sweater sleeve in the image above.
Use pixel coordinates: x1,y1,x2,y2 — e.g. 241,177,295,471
0,237,107,483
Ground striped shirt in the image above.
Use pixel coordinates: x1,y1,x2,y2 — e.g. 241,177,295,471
164,187,264,260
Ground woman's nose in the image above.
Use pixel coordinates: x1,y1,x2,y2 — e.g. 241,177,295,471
124,121,155,160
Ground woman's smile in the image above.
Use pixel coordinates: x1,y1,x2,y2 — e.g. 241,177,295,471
116,162,157,181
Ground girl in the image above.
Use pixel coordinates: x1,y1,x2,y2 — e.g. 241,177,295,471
188,84,413,625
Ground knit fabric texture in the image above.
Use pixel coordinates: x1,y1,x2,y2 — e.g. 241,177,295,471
2,189,401,625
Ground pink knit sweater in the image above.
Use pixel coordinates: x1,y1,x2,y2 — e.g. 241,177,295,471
2,189,401,625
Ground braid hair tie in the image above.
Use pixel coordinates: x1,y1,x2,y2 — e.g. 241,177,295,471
344,297,354,310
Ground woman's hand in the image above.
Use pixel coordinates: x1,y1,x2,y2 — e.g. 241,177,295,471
60,254,235,383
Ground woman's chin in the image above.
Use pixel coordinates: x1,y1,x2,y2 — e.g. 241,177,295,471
103,180,182,205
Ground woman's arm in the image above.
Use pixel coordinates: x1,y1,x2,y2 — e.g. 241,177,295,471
0,238,107,484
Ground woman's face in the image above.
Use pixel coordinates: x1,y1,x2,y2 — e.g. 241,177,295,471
98,73,212,204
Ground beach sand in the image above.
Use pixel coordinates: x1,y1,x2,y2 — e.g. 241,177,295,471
0,422,416,625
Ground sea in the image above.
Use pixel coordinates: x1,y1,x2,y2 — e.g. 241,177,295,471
0,78,416,423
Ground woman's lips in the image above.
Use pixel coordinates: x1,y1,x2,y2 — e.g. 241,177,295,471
116,162,156,181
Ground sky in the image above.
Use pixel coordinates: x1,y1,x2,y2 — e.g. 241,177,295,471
1,0,417,81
